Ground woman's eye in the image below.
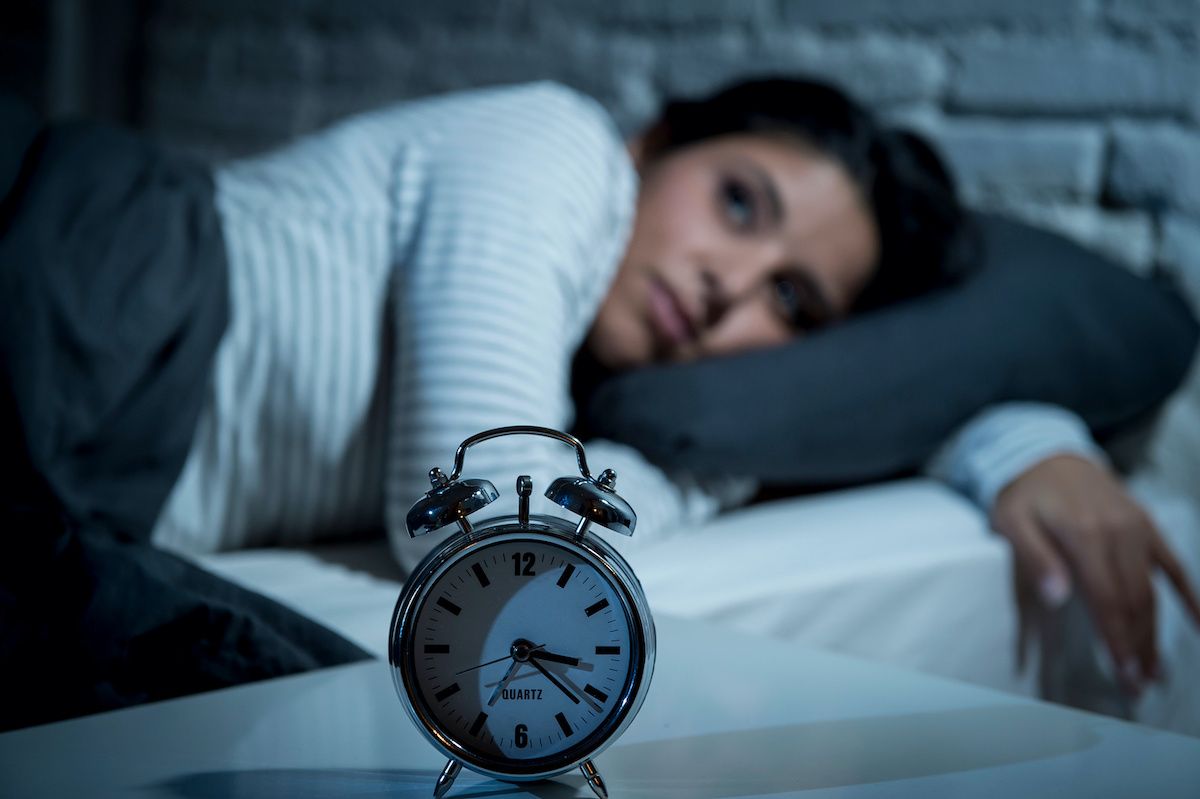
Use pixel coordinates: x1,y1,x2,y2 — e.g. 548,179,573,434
720,179,756,231
773,275,819,331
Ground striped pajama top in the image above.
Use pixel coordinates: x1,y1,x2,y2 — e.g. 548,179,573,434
151,82,748,573
151,81,1100,574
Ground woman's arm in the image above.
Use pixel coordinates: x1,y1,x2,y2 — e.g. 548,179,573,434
924,402,1105,510
927,402,1200,692
382,84,734,573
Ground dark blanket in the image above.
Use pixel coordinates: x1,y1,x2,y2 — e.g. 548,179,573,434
0,97,369,732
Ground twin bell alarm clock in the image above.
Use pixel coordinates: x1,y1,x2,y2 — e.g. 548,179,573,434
388,426,656,799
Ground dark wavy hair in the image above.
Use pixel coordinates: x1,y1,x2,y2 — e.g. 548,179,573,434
641,77,977,311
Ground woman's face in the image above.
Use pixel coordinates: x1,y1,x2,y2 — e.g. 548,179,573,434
587,133,880,370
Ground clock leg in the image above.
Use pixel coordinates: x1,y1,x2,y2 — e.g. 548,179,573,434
433,758,461,798
580,759,608,799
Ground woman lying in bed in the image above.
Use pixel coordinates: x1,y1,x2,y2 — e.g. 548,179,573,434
3,77,1195,726
147,76,1199,697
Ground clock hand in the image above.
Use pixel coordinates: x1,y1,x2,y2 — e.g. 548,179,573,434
487,659,522,707
455,654,512,676
529,650,580,667
528,657,580,705
456,643,547,676
557,671,604,713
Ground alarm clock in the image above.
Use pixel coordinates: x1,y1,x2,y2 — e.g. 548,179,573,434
388,426,656,799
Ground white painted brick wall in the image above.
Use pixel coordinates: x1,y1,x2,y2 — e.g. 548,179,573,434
1162,214,1200,312
950,38,1199,117
129,0,1199,279
926,120,1105,203
777,0,1093,30
1109,125,1200,217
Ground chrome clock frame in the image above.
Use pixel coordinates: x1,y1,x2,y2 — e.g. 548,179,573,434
388,514,656,786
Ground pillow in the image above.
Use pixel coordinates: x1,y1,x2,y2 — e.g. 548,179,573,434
578,213,1200,485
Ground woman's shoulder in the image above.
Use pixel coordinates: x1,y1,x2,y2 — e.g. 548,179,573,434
406,81,613,129
491,81,617,137
217,82,629,212
402,82,637,249
392,83,637,316
402,81,627,170
456,80,611,123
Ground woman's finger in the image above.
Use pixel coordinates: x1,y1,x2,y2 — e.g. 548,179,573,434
999,511,1072,608
1067,522,1139,691
1112,548,1157,684
1107,510,1158,683
1151,531,1200,629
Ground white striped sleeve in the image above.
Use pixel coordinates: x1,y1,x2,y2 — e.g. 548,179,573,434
924,402,1107,511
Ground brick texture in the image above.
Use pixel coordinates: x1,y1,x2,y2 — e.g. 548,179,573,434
1156,213,1200,299
1161,214,1200,310
778,0,1092,30
985,202,1157,274
1106,0,1200,35
34,0,1200,279
925,120,1104,203
658,33,945,107
950,39,1199,117
543,0,775,29
1108,125,1200,217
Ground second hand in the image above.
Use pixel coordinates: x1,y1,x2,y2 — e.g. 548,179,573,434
456,643,546,676
455,654,511,676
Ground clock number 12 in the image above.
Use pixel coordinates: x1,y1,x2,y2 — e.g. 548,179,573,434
512,552,536,577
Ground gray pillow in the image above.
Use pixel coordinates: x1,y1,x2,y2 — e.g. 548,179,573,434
579,213,1199,485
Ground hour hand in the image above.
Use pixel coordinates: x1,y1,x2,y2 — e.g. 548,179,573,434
529,650,580,667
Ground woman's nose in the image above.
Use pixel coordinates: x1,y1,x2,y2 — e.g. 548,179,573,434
700,250,776,327
699,270,727,328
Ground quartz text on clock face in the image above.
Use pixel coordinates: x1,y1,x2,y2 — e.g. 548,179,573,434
411,538,635,762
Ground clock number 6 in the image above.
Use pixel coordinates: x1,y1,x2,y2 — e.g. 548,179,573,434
512,552,536,576
514,724,529,748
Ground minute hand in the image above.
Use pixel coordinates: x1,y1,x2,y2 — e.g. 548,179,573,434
487,659,522,707
528,658,580,704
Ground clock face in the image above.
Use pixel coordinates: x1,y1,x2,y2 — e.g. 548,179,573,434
400,534,641,772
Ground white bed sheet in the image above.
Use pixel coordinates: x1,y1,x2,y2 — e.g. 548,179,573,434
195,476,1200,737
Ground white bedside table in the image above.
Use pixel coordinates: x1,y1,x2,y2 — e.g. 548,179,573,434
2,614,1198,798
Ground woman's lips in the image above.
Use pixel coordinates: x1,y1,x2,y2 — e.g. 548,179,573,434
647,277,695,348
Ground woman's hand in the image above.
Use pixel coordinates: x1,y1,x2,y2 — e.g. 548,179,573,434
991,454,1200,693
